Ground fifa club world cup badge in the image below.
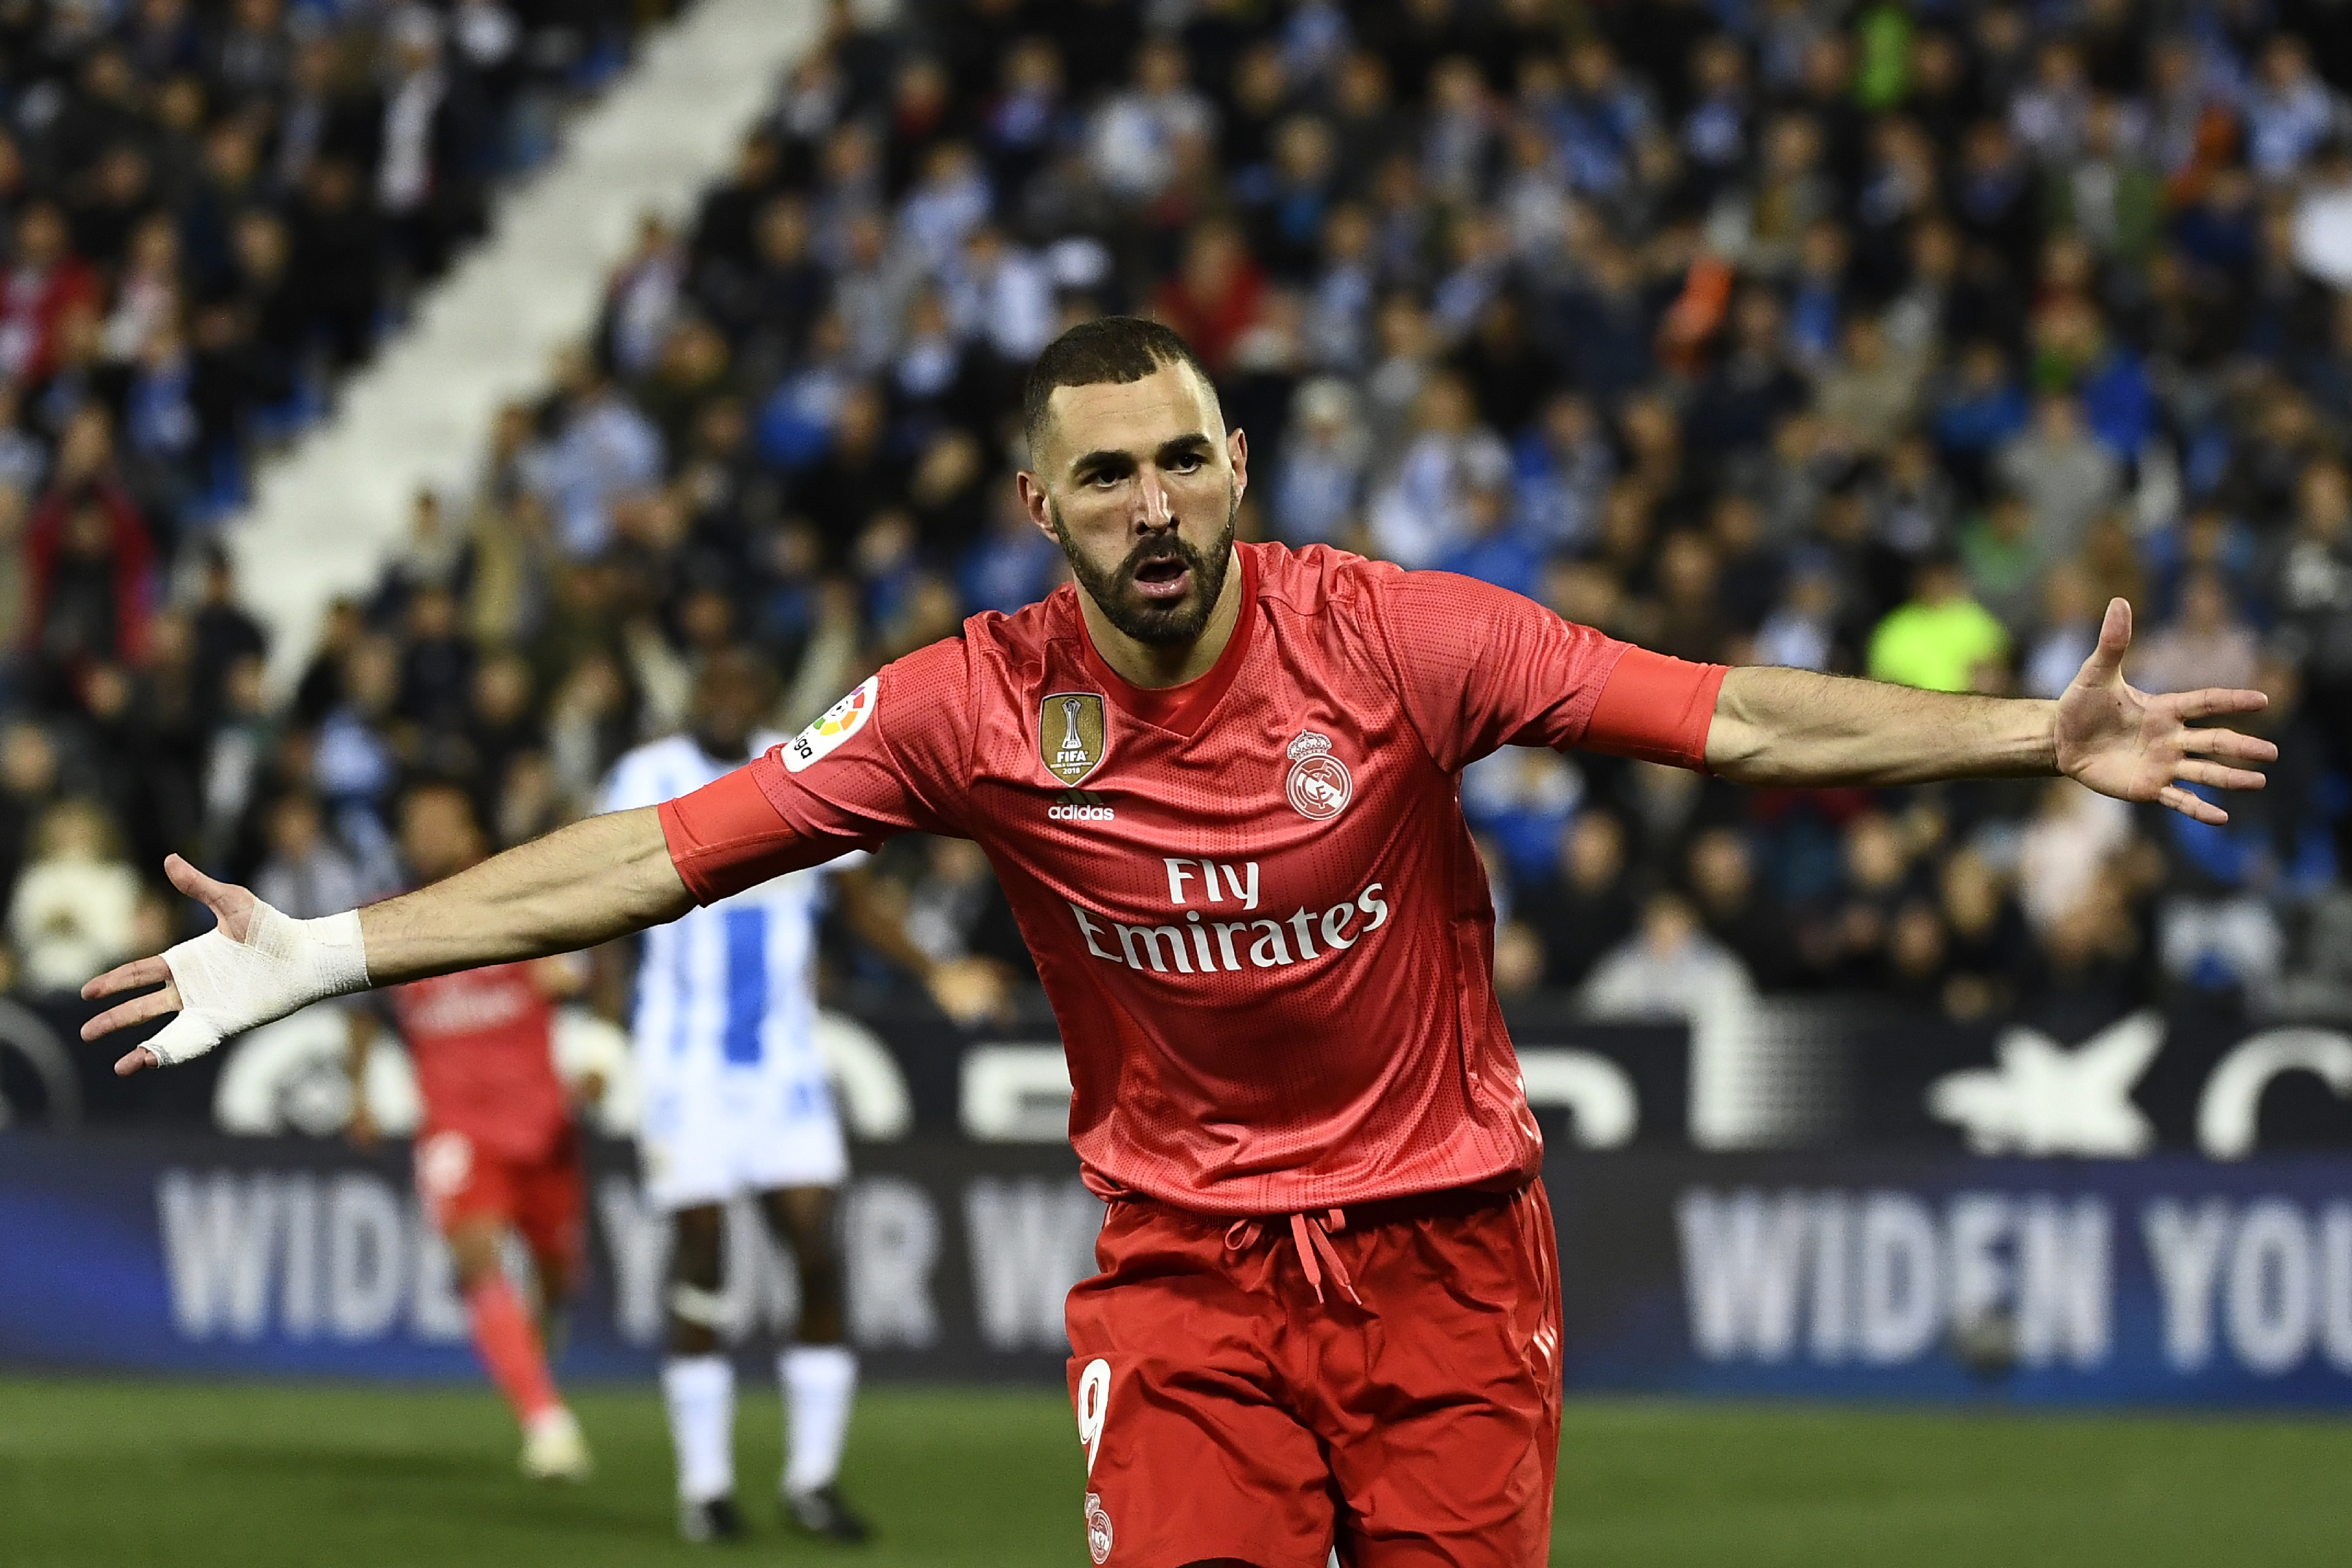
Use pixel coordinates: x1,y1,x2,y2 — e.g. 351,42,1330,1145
1041,692,1108,785
1285,730,1353,820
1083,1492,1115,1564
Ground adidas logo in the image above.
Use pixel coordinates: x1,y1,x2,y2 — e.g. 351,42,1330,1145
1048,789,1116,822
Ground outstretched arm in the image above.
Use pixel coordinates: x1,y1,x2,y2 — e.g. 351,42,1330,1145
1702,599,2276,822
83,807,692,1074
363,807,689,979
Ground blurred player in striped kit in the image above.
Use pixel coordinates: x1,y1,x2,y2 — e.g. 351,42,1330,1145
599,651,1005,1543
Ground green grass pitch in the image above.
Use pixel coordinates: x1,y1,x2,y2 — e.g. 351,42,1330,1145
2,1379,2349,1566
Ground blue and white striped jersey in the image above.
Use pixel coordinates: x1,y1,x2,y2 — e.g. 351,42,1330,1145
599,733,861,1080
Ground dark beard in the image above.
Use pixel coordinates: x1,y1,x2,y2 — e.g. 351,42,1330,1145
1050,485,1239,647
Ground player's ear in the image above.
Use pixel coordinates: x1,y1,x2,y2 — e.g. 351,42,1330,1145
1014,470,1057,543
1227,427,1249,501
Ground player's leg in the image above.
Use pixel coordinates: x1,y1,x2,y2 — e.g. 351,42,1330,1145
513,1125,588,1366
661,1200,745,1542
742,1061,866,1542
449,1215,590,1480
1309,1186,1563,1568
759,1182,868,1543
1066,1202,1343,1568
417,1130,585,1478
642,1063,753,1541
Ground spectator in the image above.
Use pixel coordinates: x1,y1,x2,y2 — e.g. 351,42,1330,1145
1754,556,1841,673
1960,493,2042,635
1685,287,1809,466
1551,240,1654,406
796,381,901,560
1814,316,1922,455
24,453,155,675
199,651,271,866
375,6,492,283
1152,218,1267,376
0,203,101,386
7,797,137,993
289,157,385,369
1930,340,2030,494
1679,35,1752,207
536,351,663,559
1685,827,1800,991
1866,555,2010,694
960,486,1061,618
1803,808,1916,986
1938,849,2028,1021
374,489,472,619
947,223,1054,365
2266,460,2352,772
1995,393,2121,562
1462,749,1584,890
2132,569,2260,696
1581,890,1756,1022
2021,560,2102,701
2017,780,2135,935
1271,377,1368,547
1649,531,1729,664
605,213,689,381
1512,392,1612,552
251,791,365,920
1516,811,1636,993
2244,36,2345,184
981,39,1070,202
1088,37,1214,205
900,834,1034,983
2055,95,2162,270
1367,371,1507,569
0,721,61,902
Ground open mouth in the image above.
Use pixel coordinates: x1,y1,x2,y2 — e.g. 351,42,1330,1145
1131,555,1192,601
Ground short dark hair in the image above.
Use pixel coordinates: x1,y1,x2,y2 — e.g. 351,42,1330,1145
1021,317,1221,466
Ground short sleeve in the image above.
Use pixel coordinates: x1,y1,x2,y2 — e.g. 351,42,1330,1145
1361,568,1634,772
657,640,973,905
1362,567,1726,774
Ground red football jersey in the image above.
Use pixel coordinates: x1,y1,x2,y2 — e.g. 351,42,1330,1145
661,543,1724,1214
387,963,569,1162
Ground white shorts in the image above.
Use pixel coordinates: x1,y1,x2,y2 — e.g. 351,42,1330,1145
637,1065,847,1212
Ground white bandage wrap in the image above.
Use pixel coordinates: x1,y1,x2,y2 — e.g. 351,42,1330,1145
668,1283,728,1328
148,904,371,1066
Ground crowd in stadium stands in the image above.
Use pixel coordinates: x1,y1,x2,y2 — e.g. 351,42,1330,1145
0,0,652,1003
6,0,2352,1081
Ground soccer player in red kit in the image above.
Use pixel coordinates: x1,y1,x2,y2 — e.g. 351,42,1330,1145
349,781,593,1481
88,320,2277,1566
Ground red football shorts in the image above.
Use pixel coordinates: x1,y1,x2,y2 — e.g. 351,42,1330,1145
1064,1180,1563,1568
413,1123,585,1271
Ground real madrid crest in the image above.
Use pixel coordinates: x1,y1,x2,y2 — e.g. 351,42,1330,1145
1083,1491,1114,1564
1040,692,1108,785
1285,729,1352,820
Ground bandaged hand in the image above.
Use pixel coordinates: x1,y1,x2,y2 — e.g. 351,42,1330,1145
81,855,372,1072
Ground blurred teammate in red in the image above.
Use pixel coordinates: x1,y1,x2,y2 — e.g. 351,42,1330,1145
94,321,2276,1566
348,781,593,1481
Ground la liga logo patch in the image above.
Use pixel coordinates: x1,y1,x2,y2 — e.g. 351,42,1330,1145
1285,730,1352,820
782,675,878,773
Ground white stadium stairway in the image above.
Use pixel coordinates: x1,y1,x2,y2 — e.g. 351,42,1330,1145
232,0,827,693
